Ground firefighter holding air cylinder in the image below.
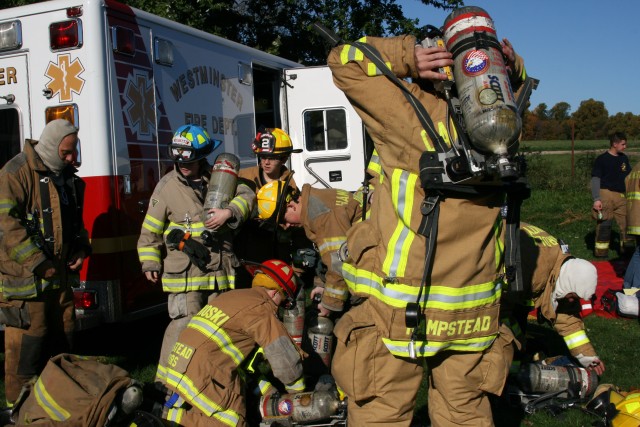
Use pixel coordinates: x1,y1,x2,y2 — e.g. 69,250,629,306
327,5,533,427
137,124,255,391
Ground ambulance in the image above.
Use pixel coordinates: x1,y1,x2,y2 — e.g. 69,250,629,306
0,0,367,329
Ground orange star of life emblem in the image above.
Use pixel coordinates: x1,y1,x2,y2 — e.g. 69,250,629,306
44,54,85,102
125,73,155,138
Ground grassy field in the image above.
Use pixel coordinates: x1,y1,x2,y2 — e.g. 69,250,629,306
2,142,640,426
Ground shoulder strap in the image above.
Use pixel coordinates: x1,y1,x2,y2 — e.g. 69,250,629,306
37,173,55,255
350,41,450,154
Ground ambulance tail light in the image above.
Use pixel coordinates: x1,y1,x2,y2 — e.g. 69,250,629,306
74,290,97,310
0,20,22,52
45,104,78,127
50,19,82,50
111,26,135,56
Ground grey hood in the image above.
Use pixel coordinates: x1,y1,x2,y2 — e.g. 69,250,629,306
33,119,78,175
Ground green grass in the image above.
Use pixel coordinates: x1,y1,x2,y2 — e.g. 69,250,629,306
521,139,609,152
3,143,640,427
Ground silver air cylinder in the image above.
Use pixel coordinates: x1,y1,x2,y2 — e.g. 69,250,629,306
442,6,521,159
259,390,345,423
282,290,306,347
203,153,240,230
307,316,334,368
517,363,599,400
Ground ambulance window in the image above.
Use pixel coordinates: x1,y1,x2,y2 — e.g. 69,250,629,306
0,108,21,168
303,108,347,152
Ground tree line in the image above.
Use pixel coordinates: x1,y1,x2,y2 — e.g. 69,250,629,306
5,0,634,140
523,99,640,141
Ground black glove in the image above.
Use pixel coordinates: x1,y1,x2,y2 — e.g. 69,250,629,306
166,229,210,272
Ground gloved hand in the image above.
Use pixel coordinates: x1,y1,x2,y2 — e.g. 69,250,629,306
166,229,210,271
576,353,605,375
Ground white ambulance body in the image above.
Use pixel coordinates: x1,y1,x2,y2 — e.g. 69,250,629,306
0,0,367,329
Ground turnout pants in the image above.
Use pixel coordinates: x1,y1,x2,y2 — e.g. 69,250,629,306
3,287,74,405
332,300,516,427
595,189,634,256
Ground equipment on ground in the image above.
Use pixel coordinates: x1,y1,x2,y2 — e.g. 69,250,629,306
283,289,306,347
508,361,599,414
307,316,334,369
259,390,347,427
203,152,240,228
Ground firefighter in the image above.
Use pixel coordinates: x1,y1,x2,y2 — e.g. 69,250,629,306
326,34,529,426
235,128,304,287
517,223,605,375
162,259,306,427
137,124,255,389
238,128,301,192
591,132,633,257
256,181,364,317
0,119,92,407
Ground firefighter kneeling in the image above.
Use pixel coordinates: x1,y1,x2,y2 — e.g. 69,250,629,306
161,259,306,427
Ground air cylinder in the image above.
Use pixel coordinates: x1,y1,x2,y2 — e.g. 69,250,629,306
203,153,240,230
442,6,521,158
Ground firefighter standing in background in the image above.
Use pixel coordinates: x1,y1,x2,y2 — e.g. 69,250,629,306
162,259,305,427
591,132,633,257
515,223,605,375
0,119,92,407
234,128,303,286
137,124,255,389
238,128,301,192
327,35,528,426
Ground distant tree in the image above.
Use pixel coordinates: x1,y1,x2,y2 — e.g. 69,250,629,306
549,102,571,121
521,110,539,141
607,113,640,141
572,99,609,140
532,103,549,120
3,0,461,64
121,0,462,64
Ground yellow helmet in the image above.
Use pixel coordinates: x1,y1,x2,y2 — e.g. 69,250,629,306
612,392,640,427
256,178,298,221
252,128,302,156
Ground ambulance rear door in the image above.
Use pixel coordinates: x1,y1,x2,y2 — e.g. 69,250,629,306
284,66,365,192
0,52,30,168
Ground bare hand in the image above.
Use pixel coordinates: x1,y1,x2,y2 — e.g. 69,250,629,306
500,38,517,72
144,270,159,284
589,358,606,376
310,286,324,300
67,250,85,271
414,45,453,81
205,208,232,230
317,302,331,317
34,260,57,280
593,200,603,212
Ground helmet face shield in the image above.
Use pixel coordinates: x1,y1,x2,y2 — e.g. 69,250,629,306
169,144,196,162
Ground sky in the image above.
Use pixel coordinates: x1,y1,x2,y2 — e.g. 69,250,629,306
395,0,640,116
